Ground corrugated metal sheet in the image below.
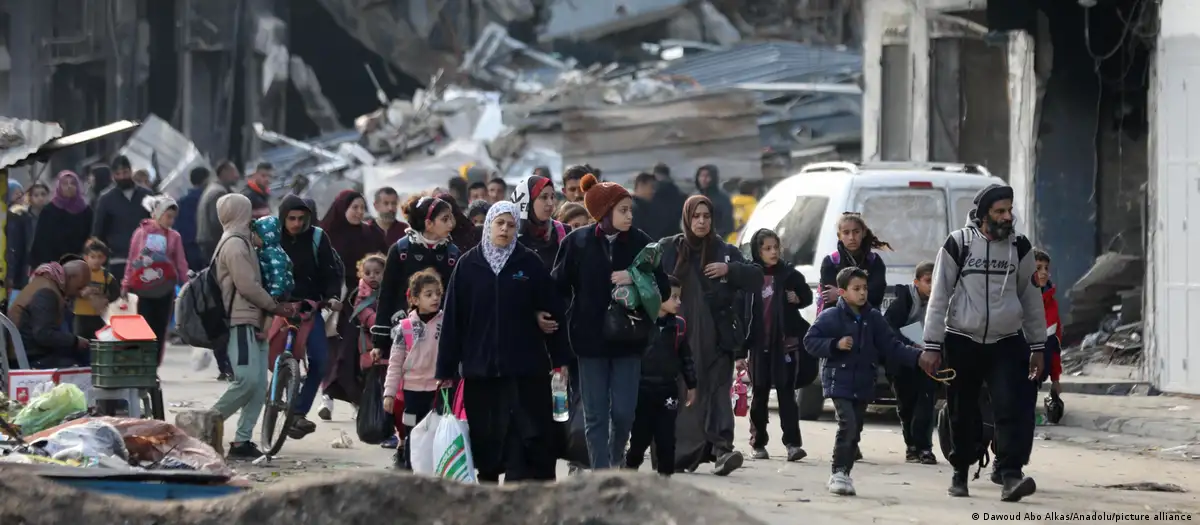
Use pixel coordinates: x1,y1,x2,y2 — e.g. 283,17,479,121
118,115,210,199
660,42,862,92
0,118,64,169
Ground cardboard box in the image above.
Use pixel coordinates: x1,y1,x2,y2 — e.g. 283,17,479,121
9,367,93,406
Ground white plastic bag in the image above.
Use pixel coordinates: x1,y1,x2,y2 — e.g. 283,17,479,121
432,413,476,483
409,411,440,475
190,347,213,372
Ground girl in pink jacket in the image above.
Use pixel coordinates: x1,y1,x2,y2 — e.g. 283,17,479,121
382,268,444,470
122,195,189,363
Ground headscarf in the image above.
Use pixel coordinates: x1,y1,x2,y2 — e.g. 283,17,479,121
7,180,23,206
511,174,554,238
749,228,782,275
482,201,520,275
319,190,366,237
51,171,88,214
32,262,66,290
674,195,720,278
142,195,178,220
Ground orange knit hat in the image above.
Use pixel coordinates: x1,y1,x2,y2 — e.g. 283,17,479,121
580,173,630,221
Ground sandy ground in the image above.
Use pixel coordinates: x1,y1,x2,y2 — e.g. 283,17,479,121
161,347,1200,525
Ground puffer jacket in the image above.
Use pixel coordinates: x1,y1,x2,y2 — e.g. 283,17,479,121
805,298,920,401
384,310,443,396
214,194,278,328
922,215,1046,352
253,216,294,299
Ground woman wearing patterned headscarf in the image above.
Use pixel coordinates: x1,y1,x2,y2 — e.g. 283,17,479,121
30,171,94,267
435,201,570,483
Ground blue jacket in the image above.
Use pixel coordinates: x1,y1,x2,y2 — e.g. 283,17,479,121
176,186,206,271
804,298,920,401
436,243,571,380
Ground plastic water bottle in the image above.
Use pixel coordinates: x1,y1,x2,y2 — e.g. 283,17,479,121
551,370,569,422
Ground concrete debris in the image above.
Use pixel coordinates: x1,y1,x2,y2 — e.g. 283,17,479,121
289,56,343,134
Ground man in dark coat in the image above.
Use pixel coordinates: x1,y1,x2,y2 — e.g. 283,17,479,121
91,155,152,278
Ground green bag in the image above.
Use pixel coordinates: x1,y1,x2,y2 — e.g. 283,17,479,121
611,243,663,319
13,383,87,434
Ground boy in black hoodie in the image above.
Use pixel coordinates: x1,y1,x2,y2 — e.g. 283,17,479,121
625,275,697,476
883,260,938,465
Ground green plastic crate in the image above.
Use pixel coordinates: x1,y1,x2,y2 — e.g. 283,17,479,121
90,340,159,389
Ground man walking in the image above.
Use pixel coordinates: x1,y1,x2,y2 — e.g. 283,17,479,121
197,160,241,261
91,155,152,278
242,162,273,219
176,167,210,272
210,193,295,459
922,184,1046,502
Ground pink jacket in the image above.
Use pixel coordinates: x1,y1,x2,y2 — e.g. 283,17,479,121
355,279,378,328
384,310,443,397
122,219,189,293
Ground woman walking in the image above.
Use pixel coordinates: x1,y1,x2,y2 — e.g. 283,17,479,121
30,171,93,267
436,201,570,482
552,174,668,469
122,195,189,362
660,195,762,476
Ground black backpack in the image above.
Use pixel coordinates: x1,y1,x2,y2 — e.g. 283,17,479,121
937,390,996,479
175,236,244,349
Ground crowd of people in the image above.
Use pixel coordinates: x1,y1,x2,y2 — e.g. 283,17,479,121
3,156,1063,503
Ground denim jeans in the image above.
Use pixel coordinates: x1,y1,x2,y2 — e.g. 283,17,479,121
294,316,328,416
577,356,642,469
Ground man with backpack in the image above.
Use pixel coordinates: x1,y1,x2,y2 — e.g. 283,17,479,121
277,195,345,438
208,193,296,459
921,184,1046,502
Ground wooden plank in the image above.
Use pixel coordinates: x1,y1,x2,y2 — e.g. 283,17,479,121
562,115,761,156
561,91,759,132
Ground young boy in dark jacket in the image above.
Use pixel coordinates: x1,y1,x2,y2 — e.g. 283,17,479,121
805,267,940,496
883,260,938,465
624,276,697,476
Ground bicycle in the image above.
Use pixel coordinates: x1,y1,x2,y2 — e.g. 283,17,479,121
259,301,316,457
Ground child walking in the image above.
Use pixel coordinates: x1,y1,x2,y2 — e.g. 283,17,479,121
347,254,387,445
380,269,444,469
624,275,696,476
74,238,121,343
1032,249,1062,392
883,261,938,464
805,267,939,496
123,195,189,363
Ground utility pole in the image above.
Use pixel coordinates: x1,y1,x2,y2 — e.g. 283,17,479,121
908,0,930,162
181,0,194,138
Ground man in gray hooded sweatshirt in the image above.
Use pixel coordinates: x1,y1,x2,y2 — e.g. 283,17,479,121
921,184,1045,503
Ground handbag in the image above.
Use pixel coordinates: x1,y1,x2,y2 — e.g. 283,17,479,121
602,300,654,345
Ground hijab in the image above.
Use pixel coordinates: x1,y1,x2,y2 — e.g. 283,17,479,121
750,228,783,275
51,171,88,214
511,175,554,238
319,190,386,289
674,195,720,277
7,180,23,206
482,201,520,275
319,190,366,238
142,195,178,220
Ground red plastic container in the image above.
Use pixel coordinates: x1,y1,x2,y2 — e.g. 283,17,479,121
731,370,750,417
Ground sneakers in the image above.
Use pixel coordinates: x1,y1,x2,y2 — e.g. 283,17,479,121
917,450,938,465
227,441,264,460
317,396,333,421
827,471,856,496
287,416,317,439
751,448,769,460
905,447,920,463
786,446,807,462
1001,475,1037,502
948,471,970,497
711,451,744,476
380,435,399,449
216,372,232,382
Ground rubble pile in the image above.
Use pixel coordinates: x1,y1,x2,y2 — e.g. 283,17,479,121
0,470,764,525
1062,252,1146,374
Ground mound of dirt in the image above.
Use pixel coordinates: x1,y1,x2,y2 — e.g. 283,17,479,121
0,468,765,525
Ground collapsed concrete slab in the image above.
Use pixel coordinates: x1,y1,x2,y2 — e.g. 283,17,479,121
0,469,765,525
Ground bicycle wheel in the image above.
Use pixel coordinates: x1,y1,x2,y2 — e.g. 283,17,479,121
261,357,301,456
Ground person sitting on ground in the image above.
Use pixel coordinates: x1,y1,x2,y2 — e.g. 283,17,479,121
624,275,696,476
381,269,445,470
74,238,122,341
883,260,939,466
805,267,939,497
210,193,296,459
11,260,91,369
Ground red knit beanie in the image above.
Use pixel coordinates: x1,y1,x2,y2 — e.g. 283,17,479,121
581,173,630,221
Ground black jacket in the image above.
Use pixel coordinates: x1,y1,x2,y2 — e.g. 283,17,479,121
819,241,888,310
30,203,93,267
6,209,32,288
749,263,815,389
436,244,570,379
16,288,77,362
883,284,927,346
241,185,271,217
694,165,735,238
371,233,461,351
518,221,570,269
641,182,686,240
659,234,763,360
640,314,698,391
91,185,153,264
552,225,670,359
278,195,343,303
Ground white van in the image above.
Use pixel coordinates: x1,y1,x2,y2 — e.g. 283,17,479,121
736,161,1006,419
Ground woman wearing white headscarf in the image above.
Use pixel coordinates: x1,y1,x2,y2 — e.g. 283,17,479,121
436,201,571,482
122,195,189,362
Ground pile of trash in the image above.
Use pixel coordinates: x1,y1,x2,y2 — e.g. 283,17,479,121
0,384,232,479
0,469,764,525
1061,252,1145,375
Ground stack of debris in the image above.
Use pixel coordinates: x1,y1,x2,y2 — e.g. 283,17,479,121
1061,252,1146,374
